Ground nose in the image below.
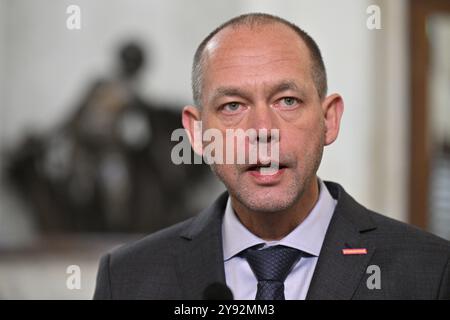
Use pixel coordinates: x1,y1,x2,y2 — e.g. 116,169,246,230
247,105,280,144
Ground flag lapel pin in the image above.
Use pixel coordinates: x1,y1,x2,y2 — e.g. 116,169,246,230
342,248,368,255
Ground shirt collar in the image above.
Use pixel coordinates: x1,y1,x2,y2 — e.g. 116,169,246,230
221,178,337,260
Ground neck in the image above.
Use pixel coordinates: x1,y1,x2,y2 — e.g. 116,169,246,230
231,178,320,241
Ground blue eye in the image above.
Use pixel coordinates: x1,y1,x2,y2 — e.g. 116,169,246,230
281,97,298,107
275,97,300,109
223,102,242,112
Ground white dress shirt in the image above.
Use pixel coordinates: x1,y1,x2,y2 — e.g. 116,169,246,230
221,179,337,300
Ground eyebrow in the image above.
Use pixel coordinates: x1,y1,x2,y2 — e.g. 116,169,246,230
268,80,305,98
209,80,306,104
210,87,252,104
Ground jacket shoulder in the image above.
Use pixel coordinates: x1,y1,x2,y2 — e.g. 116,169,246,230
325,180,450,251
109,217,194,266
365,209,450,251
94,217,195,299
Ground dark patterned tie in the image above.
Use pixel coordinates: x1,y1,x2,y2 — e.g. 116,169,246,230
241,245,302,300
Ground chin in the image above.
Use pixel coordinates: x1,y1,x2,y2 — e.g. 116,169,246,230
234,188,301,213
212,165,308,213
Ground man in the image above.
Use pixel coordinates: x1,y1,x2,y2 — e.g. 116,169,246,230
94,13,450,300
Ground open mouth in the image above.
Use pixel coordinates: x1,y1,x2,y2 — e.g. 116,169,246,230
245,162,287,174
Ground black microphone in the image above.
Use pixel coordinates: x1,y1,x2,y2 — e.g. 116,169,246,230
202,282,234,300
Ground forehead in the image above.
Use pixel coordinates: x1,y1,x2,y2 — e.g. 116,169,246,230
201,23,314,99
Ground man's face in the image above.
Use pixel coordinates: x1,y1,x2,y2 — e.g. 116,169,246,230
186,23,337,213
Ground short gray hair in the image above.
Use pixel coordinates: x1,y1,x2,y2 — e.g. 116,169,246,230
191,13,328,107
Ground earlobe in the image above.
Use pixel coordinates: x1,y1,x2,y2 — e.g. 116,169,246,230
182,105,203,155
322,94,344,146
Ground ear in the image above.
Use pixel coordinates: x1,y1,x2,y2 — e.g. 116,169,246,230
321,93,344,146
182,105,203,155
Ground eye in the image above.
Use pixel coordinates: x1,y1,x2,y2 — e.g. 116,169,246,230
221,102,244,113
278,97,300,109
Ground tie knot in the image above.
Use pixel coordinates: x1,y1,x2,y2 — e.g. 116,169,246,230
241,245,302,282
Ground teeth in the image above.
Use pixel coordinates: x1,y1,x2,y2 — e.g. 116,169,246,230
258,166,279,175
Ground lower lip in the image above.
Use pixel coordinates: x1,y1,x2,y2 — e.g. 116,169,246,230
247,167,286,185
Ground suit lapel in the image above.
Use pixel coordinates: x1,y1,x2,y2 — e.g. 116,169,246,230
176,192,228,299
306,182,377,300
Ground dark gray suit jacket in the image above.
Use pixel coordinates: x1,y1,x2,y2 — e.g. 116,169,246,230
93,181,450,299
